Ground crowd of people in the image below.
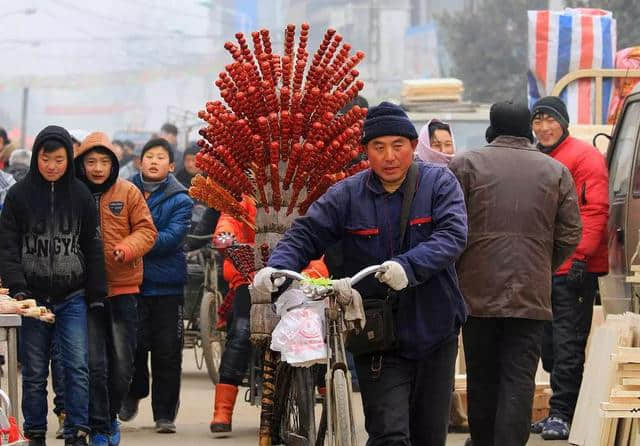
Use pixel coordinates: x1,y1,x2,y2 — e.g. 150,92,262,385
0,92,608,446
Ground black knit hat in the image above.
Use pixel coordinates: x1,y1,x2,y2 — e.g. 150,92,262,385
531,96,570,129
361,101,418,145
485,101,534,143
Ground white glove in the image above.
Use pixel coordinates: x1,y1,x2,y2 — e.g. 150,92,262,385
375,261,409,290
252,267,286,294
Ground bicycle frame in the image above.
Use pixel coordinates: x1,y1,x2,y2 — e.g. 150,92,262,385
324,295,358,446
272,264,386,446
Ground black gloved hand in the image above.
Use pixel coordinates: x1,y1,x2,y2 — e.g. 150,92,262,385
566,260,587,289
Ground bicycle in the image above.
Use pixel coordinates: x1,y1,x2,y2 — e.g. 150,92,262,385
183,235,227,384
268,264,386,446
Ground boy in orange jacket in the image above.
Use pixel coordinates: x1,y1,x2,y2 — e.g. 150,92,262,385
210,196,327,434
75,132,157,446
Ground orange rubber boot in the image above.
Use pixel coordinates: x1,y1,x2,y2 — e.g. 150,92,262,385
210,383,239,433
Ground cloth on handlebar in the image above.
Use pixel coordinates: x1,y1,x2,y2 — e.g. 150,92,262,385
270,288,327,367
332,278,366,331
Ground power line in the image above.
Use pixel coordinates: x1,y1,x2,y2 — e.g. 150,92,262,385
50,0,180,35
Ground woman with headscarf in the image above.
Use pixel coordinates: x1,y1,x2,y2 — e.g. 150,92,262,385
415,119,456,164
416,118,469,433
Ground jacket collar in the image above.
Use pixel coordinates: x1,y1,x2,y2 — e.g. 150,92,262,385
364,168,408,196
133,173,186,207
487,135,538,151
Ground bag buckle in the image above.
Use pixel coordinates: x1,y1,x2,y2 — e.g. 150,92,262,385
370,355,383,381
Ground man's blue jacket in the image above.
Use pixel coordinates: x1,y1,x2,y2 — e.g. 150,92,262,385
132,173,194,297
268,162,468,359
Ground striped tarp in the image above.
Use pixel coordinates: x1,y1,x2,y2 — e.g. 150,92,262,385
527,8,617,124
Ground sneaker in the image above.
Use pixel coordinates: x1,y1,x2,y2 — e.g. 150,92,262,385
118,397,139,422
109,419,121,446
155,419,176,434
531,416,549,434
65,431,89,446
541,417,570,440
56,413,66,439
89,433,109,446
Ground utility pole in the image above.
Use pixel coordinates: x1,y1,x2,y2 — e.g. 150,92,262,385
369,0,380,97
20,87,28,150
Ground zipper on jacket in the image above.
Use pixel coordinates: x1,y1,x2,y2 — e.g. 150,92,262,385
49,182,55,292
581,183,587,205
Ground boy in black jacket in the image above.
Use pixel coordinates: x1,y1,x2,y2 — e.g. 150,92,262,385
0,126,107,446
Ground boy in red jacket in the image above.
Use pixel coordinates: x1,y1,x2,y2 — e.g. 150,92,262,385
530,96,609,440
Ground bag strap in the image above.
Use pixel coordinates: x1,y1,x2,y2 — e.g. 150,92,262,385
398,162,419,249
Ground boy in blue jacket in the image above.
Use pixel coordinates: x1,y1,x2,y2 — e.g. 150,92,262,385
254,102,468,445
118,138,193,434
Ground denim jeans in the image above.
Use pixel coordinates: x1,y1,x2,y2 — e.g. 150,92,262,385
128,295,183,422
20,294,89,438
354,338,457,445
51,339,65,416
107,294,138,421
219,285,251,386
89,294,138,433
463,316,544,446
541,274,598,422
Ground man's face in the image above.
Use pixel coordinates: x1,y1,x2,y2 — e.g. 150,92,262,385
160,132,177,146
183,154,200,176
141,146,174,181
112,144,124,161
83,151,113,185
366,135,417,183
38,147,68,182
532,113,565,147
431,129,454,154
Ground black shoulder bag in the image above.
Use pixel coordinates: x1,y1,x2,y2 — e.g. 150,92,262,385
346,163,419,356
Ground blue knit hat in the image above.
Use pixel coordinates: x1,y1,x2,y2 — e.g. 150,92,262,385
361,101,418,145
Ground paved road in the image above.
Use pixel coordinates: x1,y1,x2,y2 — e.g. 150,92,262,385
35,348,566,445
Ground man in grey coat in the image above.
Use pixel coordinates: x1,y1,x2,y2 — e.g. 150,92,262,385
448,101,582,446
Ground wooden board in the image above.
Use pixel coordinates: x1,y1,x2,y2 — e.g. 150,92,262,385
612,347,640,363
631,419,640,446
615,418,632,445
570,318,633,445
602,402,640,411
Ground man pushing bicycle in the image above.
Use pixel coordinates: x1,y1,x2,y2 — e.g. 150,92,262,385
253,102,469,446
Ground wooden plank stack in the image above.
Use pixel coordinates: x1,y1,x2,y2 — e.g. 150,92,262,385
570,313,640,445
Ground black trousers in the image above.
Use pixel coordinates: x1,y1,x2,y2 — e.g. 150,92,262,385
219,285,251,386
354,338,457,446
128,295,183,422
463,316,544,446
541,274,597,421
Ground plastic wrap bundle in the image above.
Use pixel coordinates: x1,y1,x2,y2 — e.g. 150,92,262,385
270,288,327,367
607,47,640,124
527,8,616,124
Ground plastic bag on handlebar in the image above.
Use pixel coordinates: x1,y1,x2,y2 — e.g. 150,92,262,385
270,288,327,367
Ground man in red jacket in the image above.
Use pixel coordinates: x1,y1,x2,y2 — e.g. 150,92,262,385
530,96,609,440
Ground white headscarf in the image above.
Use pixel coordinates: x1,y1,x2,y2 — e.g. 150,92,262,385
415,119,456,165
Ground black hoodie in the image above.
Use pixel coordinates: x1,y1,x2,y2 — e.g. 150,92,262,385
0,125,107,305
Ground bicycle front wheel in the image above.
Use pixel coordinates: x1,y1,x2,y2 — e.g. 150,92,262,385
332,369,352,446
275,364,316,444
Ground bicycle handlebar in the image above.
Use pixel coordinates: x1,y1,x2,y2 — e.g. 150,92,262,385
271,264,387,288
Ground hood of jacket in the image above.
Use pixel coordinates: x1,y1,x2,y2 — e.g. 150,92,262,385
74,131,120,193
29,125,75,186
415,119,456,165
